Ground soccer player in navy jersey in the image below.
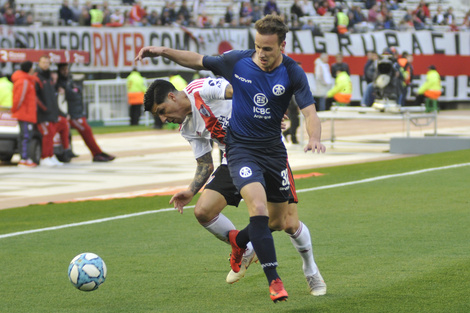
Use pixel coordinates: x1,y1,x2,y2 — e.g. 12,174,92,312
136,15,326,302
144,77,327,298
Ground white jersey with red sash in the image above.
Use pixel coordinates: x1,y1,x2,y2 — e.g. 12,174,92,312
180,78,231,163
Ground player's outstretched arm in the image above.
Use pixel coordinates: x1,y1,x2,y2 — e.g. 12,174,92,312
135,46,206,71
169,152,214,214
301,104,326,154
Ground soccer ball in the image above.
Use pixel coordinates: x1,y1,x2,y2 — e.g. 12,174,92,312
68,252,107,291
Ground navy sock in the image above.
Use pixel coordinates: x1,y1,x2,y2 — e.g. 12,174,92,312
248,215,280,284
235,226,250,249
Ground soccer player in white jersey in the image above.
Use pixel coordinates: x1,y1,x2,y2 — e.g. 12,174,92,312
143,77,327,300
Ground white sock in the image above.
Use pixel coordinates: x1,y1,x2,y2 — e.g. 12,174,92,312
289,222,319,276
200,213,236,244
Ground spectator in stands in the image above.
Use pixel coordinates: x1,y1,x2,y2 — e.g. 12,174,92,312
11,61,41,167
108,8,125,26
412,11,426,30
224,5,235,26
160,6,173,25
316,1,329,16
415,0,430,20
126,68,147,126
385,0,399,11
147,10,159,26
413,3,428,25
15,9,28,25
129,1,146,26
291,0,305,25
174,13,188,26
302,0,317,17
24,13,34,26
161,1,177,23
59,0,74,25
397,9,413,31
89,4,104,27
196,10,213,27
348,5,366,30
239,2,253,26
3,6,15,25
432,5,445,25
102,7,112,25
251,4,263,24
365,0,376,10
368,4,379,23
313,53,333,111
331,53,350,78
122,0,135,5
56,63,115,163
70,0,81,22
444,7,455,26
382,11,397,30
78,7,91,26
177,0,191,24
264,0,280,16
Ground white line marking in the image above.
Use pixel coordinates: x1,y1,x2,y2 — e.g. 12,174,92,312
1,163,469,240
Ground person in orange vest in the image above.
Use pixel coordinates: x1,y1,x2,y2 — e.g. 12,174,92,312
126,68,147,126
11,61,43,167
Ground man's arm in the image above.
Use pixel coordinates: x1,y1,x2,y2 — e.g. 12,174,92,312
169,151,214,213
135,46,206,71
224,84,233,99
301,104,326,154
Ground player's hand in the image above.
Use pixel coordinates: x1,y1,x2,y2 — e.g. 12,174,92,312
304,140,326,154
281,114,288,130
134,46,163,63
169,190,194,214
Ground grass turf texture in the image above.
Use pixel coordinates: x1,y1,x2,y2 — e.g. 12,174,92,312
0,149,469,313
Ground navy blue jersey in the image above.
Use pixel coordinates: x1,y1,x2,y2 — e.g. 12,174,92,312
203,50,314,142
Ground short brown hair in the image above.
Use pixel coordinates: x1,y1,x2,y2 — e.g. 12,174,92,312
254,14,289,45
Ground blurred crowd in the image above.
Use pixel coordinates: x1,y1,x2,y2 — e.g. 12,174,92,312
1,0,469,32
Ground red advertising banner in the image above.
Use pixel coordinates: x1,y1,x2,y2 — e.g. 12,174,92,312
0,49,89,64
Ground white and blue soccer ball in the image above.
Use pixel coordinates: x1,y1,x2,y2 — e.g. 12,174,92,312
68,252,107,291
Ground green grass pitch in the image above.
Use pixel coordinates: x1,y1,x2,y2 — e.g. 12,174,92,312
1,149,469,313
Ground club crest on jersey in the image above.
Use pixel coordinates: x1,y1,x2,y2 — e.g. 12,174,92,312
199,105,211,117
272,84,285,96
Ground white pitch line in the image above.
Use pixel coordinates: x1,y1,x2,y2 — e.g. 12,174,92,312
1,162,469,240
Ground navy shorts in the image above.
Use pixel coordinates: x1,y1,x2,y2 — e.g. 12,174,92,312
226,142,296,203
205,164,298,206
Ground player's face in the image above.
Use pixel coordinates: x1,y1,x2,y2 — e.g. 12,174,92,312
151,94,187,124
254,33,285,72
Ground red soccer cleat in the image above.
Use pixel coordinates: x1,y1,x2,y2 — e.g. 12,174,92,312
228,230,245,273
269,278,288,303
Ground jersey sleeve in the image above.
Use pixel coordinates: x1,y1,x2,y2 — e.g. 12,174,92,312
199,78,230,101
202,50,253,83
182,133,213,160
286,58,315,110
